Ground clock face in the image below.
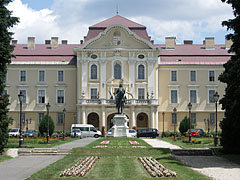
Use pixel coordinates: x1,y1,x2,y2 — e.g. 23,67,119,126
138,54,145,59
91,54,97,59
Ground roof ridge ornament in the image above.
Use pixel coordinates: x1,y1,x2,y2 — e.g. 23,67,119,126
116,3,119,15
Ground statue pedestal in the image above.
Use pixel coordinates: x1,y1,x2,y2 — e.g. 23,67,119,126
111,114,129,137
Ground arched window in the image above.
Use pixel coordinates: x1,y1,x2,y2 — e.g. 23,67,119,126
114,63,121,79
113,31,121,45
138,64,145,80
90,64,97,79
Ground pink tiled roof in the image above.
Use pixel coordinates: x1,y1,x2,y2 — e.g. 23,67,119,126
90,15,145,28
11,56,74,62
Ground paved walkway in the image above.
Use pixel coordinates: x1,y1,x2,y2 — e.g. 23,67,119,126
0,137,97,180
143,138,240,180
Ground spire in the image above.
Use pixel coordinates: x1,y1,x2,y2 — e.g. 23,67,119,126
116,3,119,15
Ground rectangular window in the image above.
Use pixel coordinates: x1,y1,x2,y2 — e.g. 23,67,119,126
191,113,196,125
209,89,216,103
210,113,215,124
39,70,45,81
38,89,45,104
171,113,177,124
38,113,44,124
57,112,64,124
19,89,27,104
138,88,145,99
20,70,26,81
58,70,64,81
90,88,98,99
209,71,215,81
171,71,177,81
190,90,197,104
190,71,196,81
170,90,178,104
57,89,64,104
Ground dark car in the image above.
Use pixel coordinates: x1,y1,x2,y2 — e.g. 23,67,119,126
196,128,204,136
23,129,37,137
137,128,159,138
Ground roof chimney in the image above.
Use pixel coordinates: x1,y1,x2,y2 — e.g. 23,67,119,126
45,40,50,44
12,40,17,45
27,37,35,49
62,40,68,45
184,40,193,45
51,37,58,49
225,38,233,49
165,37,176,49
205,37,215,49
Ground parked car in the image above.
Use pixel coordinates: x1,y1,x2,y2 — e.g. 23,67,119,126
137,128,159,138
23,129,37,137
71,124,102,138
105,128,137,137
9,128,20,137
196,128,205,136
70,129,82,138
187,129,198,137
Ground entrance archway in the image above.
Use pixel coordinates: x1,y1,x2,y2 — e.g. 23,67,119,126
137,113,148,129
107,113,129,130
87,113,99,130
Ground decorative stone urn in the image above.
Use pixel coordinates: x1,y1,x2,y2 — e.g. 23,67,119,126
111,114,129,137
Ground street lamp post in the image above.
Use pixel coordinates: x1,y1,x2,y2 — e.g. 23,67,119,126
214,92,220,146
62,108,66,141
188,102,192,145
162,112,165,138
173,108,177,141
18,92,24,147
46,103,51,144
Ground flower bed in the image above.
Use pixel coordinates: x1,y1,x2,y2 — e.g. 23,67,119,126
129,141,139,145
138,157,176,178
101,140,110,145
94,146,107,148
60,156,100,177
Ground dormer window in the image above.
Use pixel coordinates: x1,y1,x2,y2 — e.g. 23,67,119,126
113,31,121,45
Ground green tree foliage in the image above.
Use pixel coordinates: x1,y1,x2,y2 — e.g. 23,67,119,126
39,115,55,137
179,116,194,135
0,0,19,154
219,0,240,153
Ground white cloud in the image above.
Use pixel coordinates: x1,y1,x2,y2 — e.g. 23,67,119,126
7,0,234,44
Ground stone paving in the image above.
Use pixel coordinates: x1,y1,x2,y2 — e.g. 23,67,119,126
143,138,240,180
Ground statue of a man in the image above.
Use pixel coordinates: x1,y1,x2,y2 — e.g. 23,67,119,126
114,82,126,114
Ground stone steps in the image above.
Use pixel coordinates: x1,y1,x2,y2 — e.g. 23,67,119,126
171,148,214,156
18,148,71,156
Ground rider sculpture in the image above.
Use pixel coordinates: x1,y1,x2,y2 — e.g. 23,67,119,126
114,82,126,114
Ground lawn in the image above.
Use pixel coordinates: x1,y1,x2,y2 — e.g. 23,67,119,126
0,155,12,162
6,137,80,148
28,137,210,180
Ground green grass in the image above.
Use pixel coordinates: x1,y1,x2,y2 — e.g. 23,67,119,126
28,137,210,180
0,154,12,162
159,137,222,149
6,137,79,148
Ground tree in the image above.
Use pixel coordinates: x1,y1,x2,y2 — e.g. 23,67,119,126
219,0,240,153
179,116,193,135
39,115,55,137
0,0,19,154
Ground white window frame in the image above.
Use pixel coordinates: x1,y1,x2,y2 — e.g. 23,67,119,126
208,89,216,104
138,87,145,99
37,89,46,104
171,70,177,82
19,70,27,82
137,63,146,80
190,70,197,82
208,70,215,82
57,112,64,124
112,61,123,79
170,89,178,104
89,63,98,80
189,89,198,104
38,70,45,82
171,113,177,124
90,87,98,99
18,89,27,104
57,70,64,82
56,89,65,104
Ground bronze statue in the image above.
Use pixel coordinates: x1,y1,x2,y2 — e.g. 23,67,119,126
114,82,126,114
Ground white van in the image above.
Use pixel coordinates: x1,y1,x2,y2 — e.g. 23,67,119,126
71,124,102,138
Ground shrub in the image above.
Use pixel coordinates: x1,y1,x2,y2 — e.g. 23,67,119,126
179,116,194,135
39,115,55,137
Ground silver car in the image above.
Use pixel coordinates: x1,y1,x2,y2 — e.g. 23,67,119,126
70,129,82,138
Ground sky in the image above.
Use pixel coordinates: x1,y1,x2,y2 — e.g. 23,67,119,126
7,0,234,45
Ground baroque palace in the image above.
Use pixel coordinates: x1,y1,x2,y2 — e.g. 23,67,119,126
5,15,232,132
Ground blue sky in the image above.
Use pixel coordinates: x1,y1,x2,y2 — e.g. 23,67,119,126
8,0,234,44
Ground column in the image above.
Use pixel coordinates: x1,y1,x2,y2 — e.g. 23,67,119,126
155,108,159,130
81,60,88,97
100,59,107,99
151,107,155,128
77,107,81,123
101,107,106,127
82,107,86,124
129,60,135,98
148,61,154,94
131,107,136,128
